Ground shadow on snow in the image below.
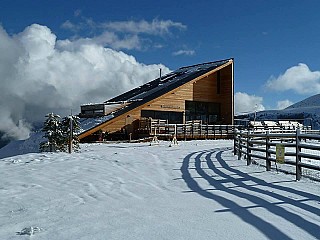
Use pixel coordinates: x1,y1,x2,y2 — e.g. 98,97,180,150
180,148,320,239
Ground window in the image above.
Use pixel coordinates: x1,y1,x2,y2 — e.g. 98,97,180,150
185,101,220,124
141,110,183,124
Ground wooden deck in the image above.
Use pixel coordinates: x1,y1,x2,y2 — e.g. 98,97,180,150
137,119,236,140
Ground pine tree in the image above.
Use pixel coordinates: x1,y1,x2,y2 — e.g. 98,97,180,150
61,115,81,152
40,113,81,153
40,113,63,152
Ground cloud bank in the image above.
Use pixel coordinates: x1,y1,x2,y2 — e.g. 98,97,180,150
266,63,320,95
0,24,169,140
234,92,265,115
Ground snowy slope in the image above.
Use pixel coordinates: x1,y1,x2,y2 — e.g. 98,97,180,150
0,140,319,240
286,94,320,109
237,94,320,129
0,132,43,159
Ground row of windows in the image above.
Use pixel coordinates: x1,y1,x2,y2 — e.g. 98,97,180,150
141,110,183,124
141,101,221,124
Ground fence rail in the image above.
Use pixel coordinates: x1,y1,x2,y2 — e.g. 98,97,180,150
234,129,320,180
150,123,236,139
138,118,237,139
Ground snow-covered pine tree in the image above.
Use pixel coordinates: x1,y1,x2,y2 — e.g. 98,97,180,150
61,115,81,152
40,113,63,152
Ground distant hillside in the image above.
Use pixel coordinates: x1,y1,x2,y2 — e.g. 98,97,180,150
0,132,11,150
286,94,320,109
236,94,320,129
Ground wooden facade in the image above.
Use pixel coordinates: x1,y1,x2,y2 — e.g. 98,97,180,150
79,59,234,141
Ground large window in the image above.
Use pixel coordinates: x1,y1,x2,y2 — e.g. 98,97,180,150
185,101,220,124
141,110,183,124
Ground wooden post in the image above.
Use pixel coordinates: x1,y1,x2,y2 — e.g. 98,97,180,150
296,129,302,180
206,124,208,139
247,130,252,165
233,129,237,155
170,124,178,146
266,131,271,171
238,131,242,160
191,123,194,138
68,116,73,154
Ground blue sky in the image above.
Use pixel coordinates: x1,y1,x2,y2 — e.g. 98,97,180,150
1,0,320,137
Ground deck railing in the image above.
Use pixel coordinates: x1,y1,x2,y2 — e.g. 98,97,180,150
150,123,236,139
137,118,237,139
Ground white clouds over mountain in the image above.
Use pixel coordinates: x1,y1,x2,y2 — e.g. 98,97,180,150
277,100,293,110
234,92,265,115
266,63,320,95
0,24,169,140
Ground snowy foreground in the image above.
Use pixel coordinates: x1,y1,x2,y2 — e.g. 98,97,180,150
0,140,319,240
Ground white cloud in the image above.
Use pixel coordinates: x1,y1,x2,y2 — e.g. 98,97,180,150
266,63,320,94
172,50,195,56
0,24,170,140
61,18,186,50
277,99,293,110
74,9,82,17
234,92,265,115
58,32,142,50
100,19,187,36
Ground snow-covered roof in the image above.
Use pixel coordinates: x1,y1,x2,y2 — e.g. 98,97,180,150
79,115,114,133
263,121,278,127
279,121,292,127
250,121,264,127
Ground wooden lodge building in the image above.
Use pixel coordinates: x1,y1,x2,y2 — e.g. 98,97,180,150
78,58,234,142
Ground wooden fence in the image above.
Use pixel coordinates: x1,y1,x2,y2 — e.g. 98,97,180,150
234,129,320,180
150,123,236,140
137,118,237,139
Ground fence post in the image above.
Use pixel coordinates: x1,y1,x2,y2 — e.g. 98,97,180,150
296,129,302,181
266,131,271,171
206,123,209,139
238,130,242,160
234,129,237,155
247,130,252,165
191,123,194,138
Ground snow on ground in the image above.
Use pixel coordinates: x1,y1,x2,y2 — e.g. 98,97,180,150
0,140,319,240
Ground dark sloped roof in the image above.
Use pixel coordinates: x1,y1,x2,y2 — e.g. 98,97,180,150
106,58,232,104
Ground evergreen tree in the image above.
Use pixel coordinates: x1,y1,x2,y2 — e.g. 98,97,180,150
61,115,81,152
40,113,81,153
40,113,63,152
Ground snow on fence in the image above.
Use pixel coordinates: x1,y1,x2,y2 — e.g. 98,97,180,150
234,129,320,180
